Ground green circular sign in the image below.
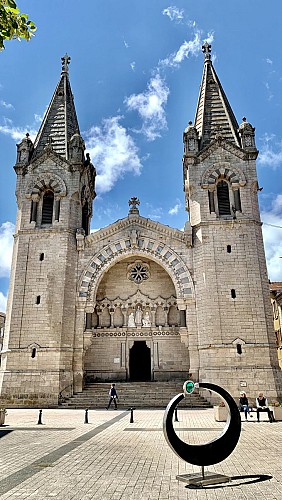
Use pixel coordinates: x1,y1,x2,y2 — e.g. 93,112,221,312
183,380,195,394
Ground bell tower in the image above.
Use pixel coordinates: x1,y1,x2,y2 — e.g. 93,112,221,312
183,43,282,398
0,55,96,405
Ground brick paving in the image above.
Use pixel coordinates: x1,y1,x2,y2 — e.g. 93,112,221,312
0,408,281,499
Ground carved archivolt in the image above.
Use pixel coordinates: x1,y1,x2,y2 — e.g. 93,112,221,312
25,172,67,199
78,239,194,305
201,162,246,188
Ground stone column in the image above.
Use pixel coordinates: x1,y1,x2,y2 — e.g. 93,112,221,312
109,308,115,328
85,312,92,330
151,308,156,327
163,306,169,327
121,341,126,368
96,309,102,328
121,307,127,328
153,342,159,368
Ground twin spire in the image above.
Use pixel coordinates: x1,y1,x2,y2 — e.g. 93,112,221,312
32,53,80,160
193,43,240,150
22,46,255,165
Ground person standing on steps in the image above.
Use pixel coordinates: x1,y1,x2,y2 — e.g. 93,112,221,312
107,383,118,410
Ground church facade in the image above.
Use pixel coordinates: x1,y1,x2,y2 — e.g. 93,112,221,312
0,46,281,406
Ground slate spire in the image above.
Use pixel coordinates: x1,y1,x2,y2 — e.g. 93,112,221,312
194,43,240,150
32,54,80,160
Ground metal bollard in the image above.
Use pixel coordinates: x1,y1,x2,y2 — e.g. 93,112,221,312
37,409,43,425
174,407,179,422
130,407,134,423
84,408,89,424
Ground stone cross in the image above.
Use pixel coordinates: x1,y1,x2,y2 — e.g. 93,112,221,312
128,197,140,215
61,53,71,73
202,42,211,61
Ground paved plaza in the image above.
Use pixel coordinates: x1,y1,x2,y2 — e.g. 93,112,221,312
0,407,281,499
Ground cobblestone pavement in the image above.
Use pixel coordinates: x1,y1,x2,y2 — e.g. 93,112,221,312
0,408,281,499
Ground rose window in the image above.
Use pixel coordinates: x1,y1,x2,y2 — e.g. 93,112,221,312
127,260,150,284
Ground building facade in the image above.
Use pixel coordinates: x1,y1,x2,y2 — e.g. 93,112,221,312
0,46,281,406
270,282,282,370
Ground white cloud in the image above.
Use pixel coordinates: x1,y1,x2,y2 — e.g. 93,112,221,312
162,6,184,22
160,31,214,68
124,40,129,49
0,222,14,278
130,62,136,72
125,73,169,141
258,134,282,169
0,99,14,110
0,118,37,141
169,201,181,215
266,58,273,64
0,291,7,312
84,116,142,194
261,195,282,281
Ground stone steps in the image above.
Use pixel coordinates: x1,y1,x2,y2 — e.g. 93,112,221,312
60,382,211,409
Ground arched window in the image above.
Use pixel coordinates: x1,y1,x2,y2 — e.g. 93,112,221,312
217,181,231,215
42,190,54,224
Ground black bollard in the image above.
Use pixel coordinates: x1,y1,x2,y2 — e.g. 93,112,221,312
37,409,43,425
174,407,179,422
130,407,134,423
84,408,89,424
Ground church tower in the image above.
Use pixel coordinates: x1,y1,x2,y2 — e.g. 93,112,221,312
183,43,282,398
0,55,96,405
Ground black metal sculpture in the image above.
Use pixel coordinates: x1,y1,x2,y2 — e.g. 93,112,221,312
163,381,241,486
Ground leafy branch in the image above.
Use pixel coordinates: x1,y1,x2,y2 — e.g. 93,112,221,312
0,0,36,50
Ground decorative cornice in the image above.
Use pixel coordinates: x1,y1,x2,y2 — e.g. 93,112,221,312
86,215,188,247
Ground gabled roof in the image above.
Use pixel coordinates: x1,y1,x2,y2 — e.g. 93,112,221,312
195,43,240,150
32,54,79,160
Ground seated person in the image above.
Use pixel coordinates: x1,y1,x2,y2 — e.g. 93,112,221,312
239,391,252,420
256,392,274,422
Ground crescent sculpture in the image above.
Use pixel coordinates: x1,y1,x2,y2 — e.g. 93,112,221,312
163,382,241,467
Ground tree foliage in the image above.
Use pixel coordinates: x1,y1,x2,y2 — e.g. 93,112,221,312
0,0,36,50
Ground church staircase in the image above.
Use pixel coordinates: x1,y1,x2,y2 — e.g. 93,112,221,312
59,382,211,409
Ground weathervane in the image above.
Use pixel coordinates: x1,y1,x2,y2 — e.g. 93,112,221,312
202,41,211,61
61,53,71,73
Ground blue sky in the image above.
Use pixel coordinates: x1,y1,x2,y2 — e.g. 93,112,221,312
0,0,282,311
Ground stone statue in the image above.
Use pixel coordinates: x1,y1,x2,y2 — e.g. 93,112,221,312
142,311,151,327
135,306,142,325
128,312,136,328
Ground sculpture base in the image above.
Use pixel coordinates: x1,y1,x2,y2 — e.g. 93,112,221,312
176,471,230,487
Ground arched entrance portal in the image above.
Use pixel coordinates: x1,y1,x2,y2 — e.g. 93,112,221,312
129,341,151,381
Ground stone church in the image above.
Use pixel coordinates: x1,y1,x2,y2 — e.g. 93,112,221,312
0,44,281,406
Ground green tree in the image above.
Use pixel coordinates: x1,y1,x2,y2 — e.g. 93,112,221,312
0,0,36,50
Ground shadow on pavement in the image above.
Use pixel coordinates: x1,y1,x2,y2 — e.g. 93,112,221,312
0,429,13,439
185,474,273,489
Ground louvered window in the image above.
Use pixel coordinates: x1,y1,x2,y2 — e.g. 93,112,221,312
217,181,231,215
42,190,54,224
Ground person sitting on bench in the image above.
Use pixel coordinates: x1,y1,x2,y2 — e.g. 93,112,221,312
256,392,274,422
239,391,253,420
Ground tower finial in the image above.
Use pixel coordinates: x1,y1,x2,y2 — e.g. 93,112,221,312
202,41,211,62
61,53,71,73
